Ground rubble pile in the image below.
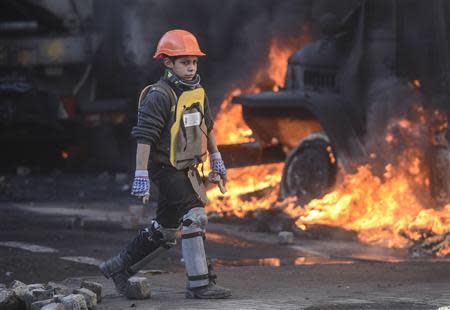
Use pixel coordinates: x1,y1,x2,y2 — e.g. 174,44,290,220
0,279,102,310
409,232,450,257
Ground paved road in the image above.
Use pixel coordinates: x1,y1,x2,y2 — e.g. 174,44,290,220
1,202,449,310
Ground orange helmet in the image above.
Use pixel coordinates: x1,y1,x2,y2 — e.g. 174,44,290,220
153,29,206,59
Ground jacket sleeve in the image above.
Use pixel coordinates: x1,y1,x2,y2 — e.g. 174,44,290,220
204,94,215,133
131,90,171,145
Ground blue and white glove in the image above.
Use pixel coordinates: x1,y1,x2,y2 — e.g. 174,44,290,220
131,170,150,198
209,152,227,182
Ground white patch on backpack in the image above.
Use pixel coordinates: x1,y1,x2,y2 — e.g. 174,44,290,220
183,112,201,127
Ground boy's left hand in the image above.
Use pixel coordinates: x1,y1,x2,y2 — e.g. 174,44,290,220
210,152,227,184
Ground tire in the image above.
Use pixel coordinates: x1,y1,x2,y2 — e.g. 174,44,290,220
279,136,337,205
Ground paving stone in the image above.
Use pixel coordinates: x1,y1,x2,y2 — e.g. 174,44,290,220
278,231,294,245
125,277,151,300
74,288,97,310
10,280,26,289
0,289,20,310
30,298,53,310
41,302,65,310
61,294,88,310
32,288,54,301
27,284,45,291
80,281,102,303
12,284,33,309
53,294,65,303
47,282,71,296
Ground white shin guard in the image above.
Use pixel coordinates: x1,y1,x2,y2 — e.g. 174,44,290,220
181,207,209,288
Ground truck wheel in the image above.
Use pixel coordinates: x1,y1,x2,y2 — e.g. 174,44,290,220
279,136,337,205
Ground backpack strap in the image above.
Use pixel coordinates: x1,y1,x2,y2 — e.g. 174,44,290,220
138,80,178,110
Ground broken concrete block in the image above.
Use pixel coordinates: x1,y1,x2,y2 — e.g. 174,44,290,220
80,281,102,303
47,282,71,296
30,299,53,310
0,289,20,310
278,231,294,245
10,280,26,289
61,294,88,310
41,303,65,310
27,283,45,291
12,285,33,309
125,277,151,300
32,288,54,301
73,288,97,310
53,294,65,303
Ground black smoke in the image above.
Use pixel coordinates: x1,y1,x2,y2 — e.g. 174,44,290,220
93,0,357,105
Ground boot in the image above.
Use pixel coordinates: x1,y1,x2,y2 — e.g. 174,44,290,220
99,251,133,295
185,282,232,299
99,229,160,296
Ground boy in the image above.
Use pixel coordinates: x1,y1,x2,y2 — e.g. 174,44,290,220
99,29,231,299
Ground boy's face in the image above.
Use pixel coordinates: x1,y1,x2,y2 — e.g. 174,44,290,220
164,56,198,80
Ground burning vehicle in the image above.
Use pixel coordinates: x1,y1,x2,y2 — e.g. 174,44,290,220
209,0,450,257
232,0,450,202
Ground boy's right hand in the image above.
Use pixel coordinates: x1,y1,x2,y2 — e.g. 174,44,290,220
131,170,150,203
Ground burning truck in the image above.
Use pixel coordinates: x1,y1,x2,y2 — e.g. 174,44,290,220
210,0,450,257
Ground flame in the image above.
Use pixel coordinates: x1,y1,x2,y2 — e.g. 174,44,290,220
287,111,449,256
214,89,254,145
214,29,311,145
208,29,450,257
207,163,283,217
208,32,309,216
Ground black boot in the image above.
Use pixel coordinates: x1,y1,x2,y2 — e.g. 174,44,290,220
99,228,160,295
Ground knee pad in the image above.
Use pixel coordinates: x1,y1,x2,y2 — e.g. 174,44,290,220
182,207,208,232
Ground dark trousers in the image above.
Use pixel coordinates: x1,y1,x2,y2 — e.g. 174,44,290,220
149,163,204,228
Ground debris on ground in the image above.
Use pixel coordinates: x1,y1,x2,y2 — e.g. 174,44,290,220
0,279,104,310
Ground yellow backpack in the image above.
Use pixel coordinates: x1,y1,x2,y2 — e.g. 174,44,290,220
138,80,208,170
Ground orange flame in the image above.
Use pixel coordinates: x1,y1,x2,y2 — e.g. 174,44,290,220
208,32,309,218
208,30,450,257
214,29,311,145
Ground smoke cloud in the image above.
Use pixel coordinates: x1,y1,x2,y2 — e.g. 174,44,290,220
94,0,357,105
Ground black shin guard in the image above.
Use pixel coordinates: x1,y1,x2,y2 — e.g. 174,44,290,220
100,228,160,279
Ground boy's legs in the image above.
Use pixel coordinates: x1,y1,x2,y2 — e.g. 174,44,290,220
99,165,230,298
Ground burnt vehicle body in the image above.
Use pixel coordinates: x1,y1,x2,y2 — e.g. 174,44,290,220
0,0,133,170
233,0,450,203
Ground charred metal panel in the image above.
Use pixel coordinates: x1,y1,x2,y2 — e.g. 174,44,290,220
233,91,366,159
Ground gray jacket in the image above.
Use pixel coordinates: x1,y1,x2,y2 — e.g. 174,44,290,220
131,79,214,166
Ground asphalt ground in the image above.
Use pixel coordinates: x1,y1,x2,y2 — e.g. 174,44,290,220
0,201,449,310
